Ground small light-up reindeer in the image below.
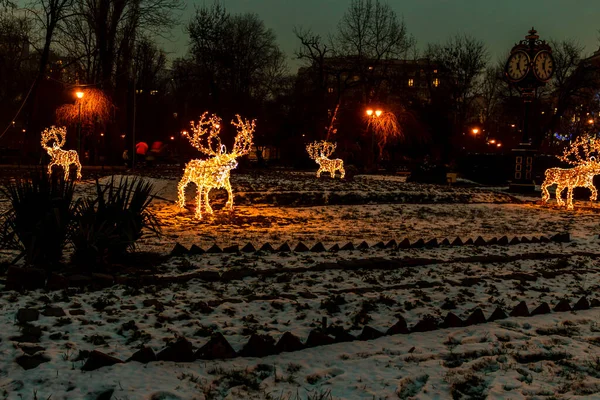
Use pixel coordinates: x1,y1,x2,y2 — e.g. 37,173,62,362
306,140,345,179
41,126,82,180
541,135,600,209
177,112,255,219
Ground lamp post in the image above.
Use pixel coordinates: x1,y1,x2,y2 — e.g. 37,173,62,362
504,28,554,192
366,108,383,169
75,90,84,155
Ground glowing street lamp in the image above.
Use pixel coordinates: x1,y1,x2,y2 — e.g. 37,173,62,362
588,119,594,125
365,108,384,168
75,90,84,154
472,128,479,135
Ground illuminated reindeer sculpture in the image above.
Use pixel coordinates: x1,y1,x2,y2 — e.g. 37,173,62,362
541,135,600,210
178,112,255,219
306,140,345,179
41,126,82,180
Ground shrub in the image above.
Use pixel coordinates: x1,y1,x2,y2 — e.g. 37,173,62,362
0,170,76,269
70,176,160,270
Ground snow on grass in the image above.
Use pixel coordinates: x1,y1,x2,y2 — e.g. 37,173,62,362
1,170,600,399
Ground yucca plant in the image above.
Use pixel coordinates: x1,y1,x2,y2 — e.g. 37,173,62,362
70,176,160,270
0,170,77,269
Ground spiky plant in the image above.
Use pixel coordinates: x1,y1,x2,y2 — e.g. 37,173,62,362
70,176,160,270
0,169,77,269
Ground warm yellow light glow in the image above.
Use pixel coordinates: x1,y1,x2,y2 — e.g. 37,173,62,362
76,91,84,99
375,110,383,117
497,143,502,147
170,136,175,140
306,140,345,179
589,119,595,124
472,128,479,135
489,139,496,144
366,109,373,117
542,136,600,209
41,126,82,180
178,112,255,219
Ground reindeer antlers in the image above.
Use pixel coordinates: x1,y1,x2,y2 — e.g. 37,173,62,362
557,135,600,166
187,112,255,157
188,112,224,156
41,126,67,149
230,114,255,157
306,140,336,160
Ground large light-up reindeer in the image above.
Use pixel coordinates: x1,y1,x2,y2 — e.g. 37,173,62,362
306,140,345,179
541,135,600,209
41,126,82,181
177,112,255,219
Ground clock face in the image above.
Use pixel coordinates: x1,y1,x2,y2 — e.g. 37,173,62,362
533,51,554,81
506,51,530,82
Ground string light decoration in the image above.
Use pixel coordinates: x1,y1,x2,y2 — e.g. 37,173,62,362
41,126,82,180
306,140,345,179
177,112,255,220
541,135,600,209
366,110,403,157
56,88,112,126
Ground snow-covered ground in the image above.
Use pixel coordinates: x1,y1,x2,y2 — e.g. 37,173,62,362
1,170,600,399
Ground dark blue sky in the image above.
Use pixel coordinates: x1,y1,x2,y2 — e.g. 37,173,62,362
165,0,600,71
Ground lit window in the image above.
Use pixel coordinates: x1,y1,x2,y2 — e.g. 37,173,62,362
328,87,334,93
433,78,439,87
433,69,438,74
408,79,414,87
150,90,158,95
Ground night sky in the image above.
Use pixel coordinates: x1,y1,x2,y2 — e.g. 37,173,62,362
167,0,600,71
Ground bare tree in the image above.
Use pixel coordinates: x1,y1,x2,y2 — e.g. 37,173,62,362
186,3,286,112
0,11,34,105
26,0,75,86
333,0,413,103
548,39,599,132
477,65,504,128
426,34,488,131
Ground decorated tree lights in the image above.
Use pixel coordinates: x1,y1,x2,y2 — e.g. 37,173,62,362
541,135,600,209
41,126,82,180
178,112,255,220
306,140,345,179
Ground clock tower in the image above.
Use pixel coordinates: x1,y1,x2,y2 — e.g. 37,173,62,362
505,28,554,192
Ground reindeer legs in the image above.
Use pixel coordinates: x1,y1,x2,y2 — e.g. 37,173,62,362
205,187,214,215
587,182,598,201
177,175,189,209
556,184,566,206
541,181,551,203
224,179,234,210
566,185,575,210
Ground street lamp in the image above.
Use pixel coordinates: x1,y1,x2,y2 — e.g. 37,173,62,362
75,90,84,154
472,128,479,135
365,108,383,169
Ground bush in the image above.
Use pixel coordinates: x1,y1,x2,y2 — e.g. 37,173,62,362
70,176,160,270
0,170,76,269
407,162,448,184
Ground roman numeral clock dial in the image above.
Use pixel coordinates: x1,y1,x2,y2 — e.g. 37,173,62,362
533,50,554,82
506,50,530,82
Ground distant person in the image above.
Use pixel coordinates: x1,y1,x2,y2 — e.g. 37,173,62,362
122,149,130,167
135,141,148,165
147,141,164,167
